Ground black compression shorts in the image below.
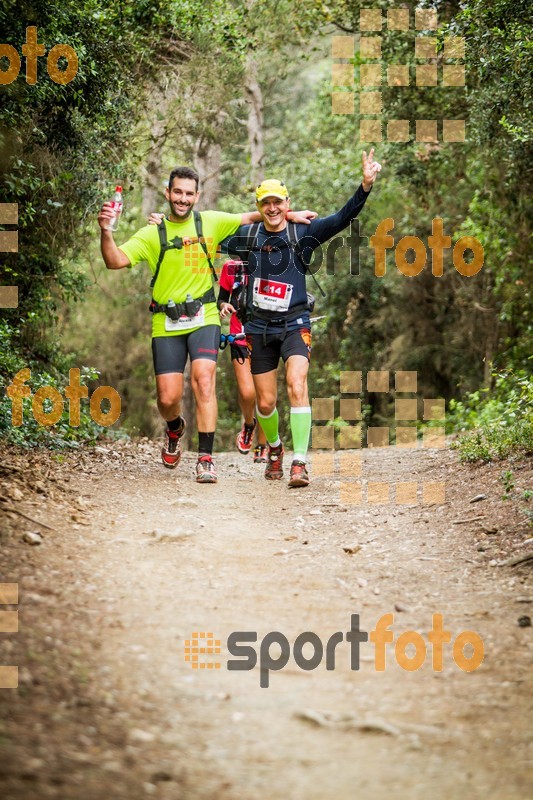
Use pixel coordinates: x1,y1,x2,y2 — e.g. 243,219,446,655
152,325,220,375
246,327,312,375
230,343,248,363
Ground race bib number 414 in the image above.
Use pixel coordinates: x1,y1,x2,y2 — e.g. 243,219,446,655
252,278,293,312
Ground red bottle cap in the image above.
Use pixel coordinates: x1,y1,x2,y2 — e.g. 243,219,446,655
115,185,122,192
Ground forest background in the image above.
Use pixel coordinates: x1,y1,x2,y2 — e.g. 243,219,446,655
0,0,531,461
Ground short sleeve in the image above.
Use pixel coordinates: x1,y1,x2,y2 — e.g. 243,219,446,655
202,211,242,246
118,226,157,269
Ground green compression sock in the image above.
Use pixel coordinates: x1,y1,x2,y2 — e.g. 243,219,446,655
256,407,280,447
290,406,312,462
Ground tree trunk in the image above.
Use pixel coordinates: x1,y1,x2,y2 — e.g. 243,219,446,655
244,54,264,186
141,112,167,219
194,138,222,210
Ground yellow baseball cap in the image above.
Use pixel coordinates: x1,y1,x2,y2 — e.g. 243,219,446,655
256,179,289,203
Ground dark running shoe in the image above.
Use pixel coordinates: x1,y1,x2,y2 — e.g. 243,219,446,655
265,442,284,481
195,455,218,484
236,419,257,454
288,460,310,488
253,444,268,463
161,420,186,469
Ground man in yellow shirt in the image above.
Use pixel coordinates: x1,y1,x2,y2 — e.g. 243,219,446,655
98,166,314,483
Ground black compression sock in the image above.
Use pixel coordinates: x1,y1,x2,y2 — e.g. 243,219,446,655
198,431,215,455
167,416,184,433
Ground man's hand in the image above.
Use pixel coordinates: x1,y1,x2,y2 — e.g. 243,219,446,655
219,302,236,319
287,209,318,225
148,212,165,225
98,202,117,231
362,147,382,192
98,203,131,269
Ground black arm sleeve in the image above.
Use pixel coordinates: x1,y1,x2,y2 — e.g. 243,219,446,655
305,183,371,245
217,286,231,308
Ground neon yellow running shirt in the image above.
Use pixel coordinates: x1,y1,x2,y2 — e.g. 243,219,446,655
119,211,241,337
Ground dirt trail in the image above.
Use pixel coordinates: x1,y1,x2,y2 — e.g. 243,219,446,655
0,441,532,799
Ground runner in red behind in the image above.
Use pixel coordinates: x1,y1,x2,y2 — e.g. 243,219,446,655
219,260,268,462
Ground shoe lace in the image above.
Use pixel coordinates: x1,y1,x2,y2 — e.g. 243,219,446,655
166,429,180,453
241,423,255,446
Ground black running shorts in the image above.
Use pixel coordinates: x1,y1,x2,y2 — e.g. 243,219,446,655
246,327,312,375
152,325,220,375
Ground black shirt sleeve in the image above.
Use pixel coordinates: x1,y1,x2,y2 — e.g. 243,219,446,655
304,183,371,245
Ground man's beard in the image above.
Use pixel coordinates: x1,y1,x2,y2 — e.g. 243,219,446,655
170,202,193,219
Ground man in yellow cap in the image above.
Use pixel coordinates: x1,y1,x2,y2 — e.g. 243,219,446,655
218,149,381,487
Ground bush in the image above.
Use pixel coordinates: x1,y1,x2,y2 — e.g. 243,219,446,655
0,321,120,449
450,368,533,462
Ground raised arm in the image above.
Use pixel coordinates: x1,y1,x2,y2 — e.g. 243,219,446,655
303,149,382,244
98,202,131,270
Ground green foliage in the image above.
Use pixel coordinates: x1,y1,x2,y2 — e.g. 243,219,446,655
497,471,533,526
448,369,533,430
500,469,515,498
451,423,533,464
450,369,533,462
0,360,112,449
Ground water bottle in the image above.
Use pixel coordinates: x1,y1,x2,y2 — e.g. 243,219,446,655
166,298,178,321
107,185,123,231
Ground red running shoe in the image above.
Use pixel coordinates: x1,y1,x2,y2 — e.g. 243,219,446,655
161,420,186,469
288,460,309,488
236,418,257,454
253,444,268,463
195,454,218,484
265,442,284,480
